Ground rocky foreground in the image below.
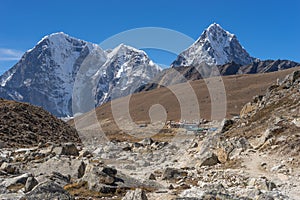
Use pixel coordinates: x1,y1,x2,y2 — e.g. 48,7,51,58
0,70,300,200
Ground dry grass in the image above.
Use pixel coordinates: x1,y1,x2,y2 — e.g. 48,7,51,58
7,183,24,192
64,181,119,199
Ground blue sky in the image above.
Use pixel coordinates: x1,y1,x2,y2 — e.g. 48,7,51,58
0,0,299,74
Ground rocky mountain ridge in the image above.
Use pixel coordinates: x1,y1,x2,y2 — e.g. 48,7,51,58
138,60,299,91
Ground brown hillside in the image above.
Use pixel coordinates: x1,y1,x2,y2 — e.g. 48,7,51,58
0,99,81,148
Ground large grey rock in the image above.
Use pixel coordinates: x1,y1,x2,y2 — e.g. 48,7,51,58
81,163,118,193
25,181,74,200
122,188,148,200
31,157,85,180
197,152,220,167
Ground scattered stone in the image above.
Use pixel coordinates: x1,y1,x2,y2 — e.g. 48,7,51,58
140,138,154,146
0,162,19,174
132,142,144,148
271,164,285,172
249,177,277,191
24,177,38,192
292,118,300,127
169,184,174,190
190,142,198,148
81,150,93,158
123,146,132,151
148,173,156,180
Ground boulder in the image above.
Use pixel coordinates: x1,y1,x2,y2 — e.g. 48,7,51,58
31,157,85,180
81,163,119,193
220,119,234,133
161,168,187,181
1,173,31,188
197,152,220,167
77,161,86,178
53,143,79,156
25,181,74,200
102,166,117,177
122,188,148,200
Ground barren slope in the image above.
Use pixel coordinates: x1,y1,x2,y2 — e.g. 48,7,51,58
0,99,81,148
70,66,300,139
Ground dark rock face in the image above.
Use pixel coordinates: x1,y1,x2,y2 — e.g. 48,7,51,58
237,59,300,74
0,33,93,117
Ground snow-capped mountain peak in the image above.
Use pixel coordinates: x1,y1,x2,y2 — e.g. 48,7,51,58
0,33,161,117
91,43,162,104
205,23,235,46
171,23,255,67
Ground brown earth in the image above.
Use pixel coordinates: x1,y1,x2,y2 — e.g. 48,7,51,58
0,98,81,148
70,66,300,140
